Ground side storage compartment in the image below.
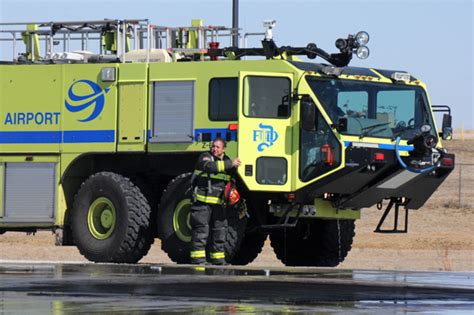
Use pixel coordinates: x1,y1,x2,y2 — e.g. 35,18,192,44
150,80,195,143
0,156,58,225
117,63,148,151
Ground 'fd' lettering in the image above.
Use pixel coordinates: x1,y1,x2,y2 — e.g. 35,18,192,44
253,123,279,152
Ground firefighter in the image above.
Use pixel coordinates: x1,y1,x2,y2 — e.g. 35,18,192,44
190,137,241,265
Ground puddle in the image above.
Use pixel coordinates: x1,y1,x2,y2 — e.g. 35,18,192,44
0,263,472,314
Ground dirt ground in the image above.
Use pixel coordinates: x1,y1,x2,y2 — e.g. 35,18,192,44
1,136,473,271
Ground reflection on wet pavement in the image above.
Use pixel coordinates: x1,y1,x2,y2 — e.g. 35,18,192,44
0,263,473,314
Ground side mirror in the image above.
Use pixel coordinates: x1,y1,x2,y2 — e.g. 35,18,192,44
277,104,289,117
277,94,290,117
432,106,453,141
301,101,316,131
441,113,453,140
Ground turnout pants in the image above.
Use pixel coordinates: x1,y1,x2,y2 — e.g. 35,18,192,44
190,201,227,264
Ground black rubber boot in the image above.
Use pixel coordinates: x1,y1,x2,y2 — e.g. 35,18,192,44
211,259,228,266
190,258,207,265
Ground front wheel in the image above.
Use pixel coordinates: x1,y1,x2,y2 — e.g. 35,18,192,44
71,172,153,263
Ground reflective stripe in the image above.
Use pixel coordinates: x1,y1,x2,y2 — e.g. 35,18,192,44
217,160,225,172
193,170,203,178
344,141,414,151
194,194,222,204
193,170,230,181
190,250,206,258
210,252,225,259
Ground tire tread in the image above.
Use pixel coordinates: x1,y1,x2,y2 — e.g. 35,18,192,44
72,172,153,263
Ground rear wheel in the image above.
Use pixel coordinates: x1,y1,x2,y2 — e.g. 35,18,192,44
224,200,248,263
157,173,193,263
270,219,355,267
229,200,267,265
230,231,267,265
71,172,153,263
157,173,247,264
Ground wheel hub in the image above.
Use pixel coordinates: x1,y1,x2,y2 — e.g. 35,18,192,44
88,197,117,240
100,208,113,229
173,199,192,242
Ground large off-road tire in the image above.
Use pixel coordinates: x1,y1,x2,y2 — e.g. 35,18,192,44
270,219,355,267
157,173,194,263
157,173,247,264
230,231,267,265
228,197,268,266
71,172,153,263
230,198,269,265
224,200,248,263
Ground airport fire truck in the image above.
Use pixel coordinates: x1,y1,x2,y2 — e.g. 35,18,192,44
0,19,454,266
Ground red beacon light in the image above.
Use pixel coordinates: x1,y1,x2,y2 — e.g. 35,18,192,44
209,42,220,61
228,123,238,131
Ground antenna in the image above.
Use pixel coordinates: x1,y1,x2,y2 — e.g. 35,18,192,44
232,0,239,47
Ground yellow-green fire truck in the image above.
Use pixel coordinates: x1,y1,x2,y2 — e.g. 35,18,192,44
0,19,454,266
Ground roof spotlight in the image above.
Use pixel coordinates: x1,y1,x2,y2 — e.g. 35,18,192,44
356,31,370,45
335,38,348,50
356,46,369,59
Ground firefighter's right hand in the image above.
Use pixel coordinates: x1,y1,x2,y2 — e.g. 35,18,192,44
232,157,241,167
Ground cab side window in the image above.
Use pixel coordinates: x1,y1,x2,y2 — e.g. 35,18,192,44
243,76,291,118
209,78,238,121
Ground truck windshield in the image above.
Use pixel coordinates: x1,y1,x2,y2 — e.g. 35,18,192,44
306,77,437,140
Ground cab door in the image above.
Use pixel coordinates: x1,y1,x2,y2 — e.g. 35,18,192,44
237,72,294,192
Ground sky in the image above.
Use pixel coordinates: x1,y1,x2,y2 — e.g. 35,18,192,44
0,0,472,128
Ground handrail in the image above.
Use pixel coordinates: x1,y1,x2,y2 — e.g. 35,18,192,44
0,19,241,63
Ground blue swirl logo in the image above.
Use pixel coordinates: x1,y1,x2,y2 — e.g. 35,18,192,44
253,123,279,152
65,80,109,122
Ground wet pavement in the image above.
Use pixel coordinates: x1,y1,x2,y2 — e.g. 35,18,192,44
0,262,473,314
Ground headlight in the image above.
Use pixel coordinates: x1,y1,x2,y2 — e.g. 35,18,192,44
356,46,370,59
356,31,370,45
420,125,431,133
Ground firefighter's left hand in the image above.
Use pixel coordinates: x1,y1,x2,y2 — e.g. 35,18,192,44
232,157,241,167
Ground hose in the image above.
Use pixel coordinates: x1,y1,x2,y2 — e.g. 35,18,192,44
394,136,438,174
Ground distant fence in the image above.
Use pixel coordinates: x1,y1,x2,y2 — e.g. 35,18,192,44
427,163,474,209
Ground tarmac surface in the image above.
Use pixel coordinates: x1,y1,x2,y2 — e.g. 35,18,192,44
0,262,473,314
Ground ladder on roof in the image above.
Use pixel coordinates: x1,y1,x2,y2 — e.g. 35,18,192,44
0,19,149,62
0,19,239,63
